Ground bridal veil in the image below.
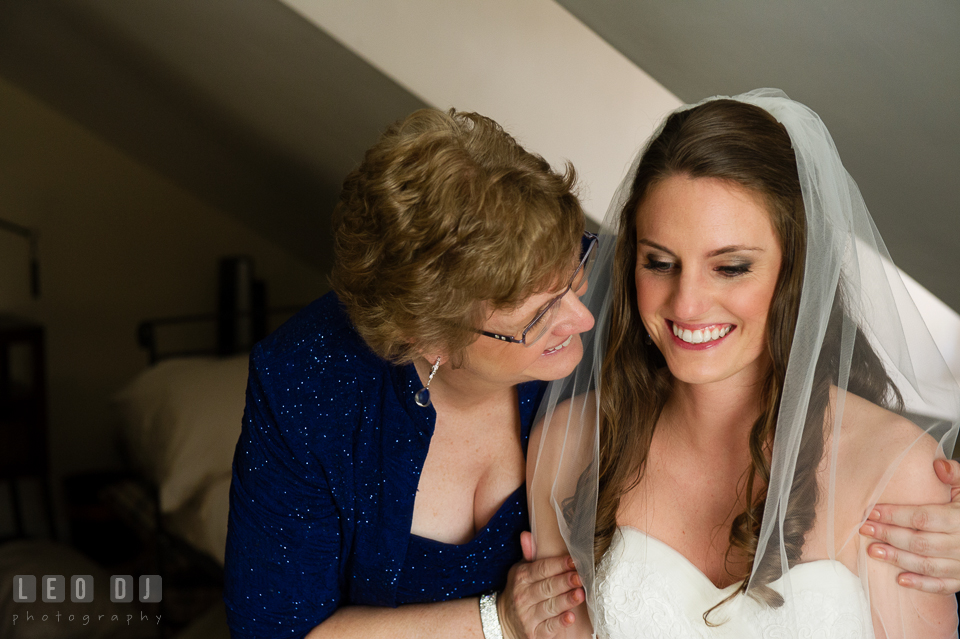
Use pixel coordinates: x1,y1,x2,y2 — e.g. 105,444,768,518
528,89,960,636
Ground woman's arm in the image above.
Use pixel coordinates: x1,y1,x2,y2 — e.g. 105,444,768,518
306,599,482,638
307,548,582,639
523,412,592,639
224,353,345,638
861,458,960,594
866,441,958,637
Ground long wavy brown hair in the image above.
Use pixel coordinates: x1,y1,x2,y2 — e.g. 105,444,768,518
594,99,901,612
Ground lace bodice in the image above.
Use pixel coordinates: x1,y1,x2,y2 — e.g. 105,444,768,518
594,526,873,639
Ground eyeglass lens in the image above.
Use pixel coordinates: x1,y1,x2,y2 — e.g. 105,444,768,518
523,238,597,346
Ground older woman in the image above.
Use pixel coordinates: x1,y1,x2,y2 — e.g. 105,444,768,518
530,91,960,637
224,109,591,639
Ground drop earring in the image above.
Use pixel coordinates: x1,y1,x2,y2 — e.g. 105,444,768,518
415,357,442,408
644,332,653,345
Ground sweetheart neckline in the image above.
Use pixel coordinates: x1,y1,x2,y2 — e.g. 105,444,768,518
615,525,860,593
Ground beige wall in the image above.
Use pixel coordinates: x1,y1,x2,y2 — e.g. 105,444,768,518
281,0,682,222
0,77,328,479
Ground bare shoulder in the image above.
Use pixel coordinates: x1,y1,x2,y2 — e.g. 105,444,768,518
839,391,959,635
878,425,949,508
835,388,948,507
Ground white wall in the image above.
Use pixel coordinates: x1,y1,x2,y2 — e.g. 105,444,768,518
279,0,682,222
0,77,328,481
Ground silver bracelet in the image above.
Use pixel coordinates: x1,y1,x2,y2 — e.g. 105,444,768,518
479,591,504,639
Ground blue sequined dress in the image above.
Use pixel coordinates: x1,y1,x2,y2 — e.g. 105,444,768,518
223,292,544,639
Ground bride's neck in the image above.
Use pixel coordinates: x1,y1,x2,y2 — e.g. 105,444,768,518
662,378,762,451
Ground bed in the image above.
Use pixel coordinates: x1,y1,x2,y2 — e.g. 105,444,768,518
108,292,306,637
114,353,249,567
0,352,251,639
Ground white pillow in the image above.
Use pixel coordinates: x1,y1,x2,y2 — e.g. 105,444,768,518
165,474,232,566
115,356,249,513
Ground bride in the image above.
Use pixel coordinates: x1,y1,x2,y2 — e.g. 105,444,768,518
528,90,960,637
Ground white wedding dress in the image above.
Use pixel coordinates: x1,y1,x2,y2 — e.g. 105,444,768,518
593,527,873,639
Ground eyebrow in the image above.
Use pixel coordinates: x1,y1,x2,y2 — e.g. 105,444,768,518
637,239,765,258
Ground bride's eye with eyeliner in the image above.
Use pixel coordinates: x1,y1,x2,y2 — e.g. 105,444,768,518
642,256,675,273
717,263,752,277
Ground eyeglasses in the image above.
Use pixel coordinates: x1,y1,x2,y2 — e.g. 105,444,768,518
479,232,598,347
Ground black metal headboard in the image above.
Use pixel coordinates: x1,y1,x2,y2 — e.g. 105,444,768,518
136,256,316,363
137,306,304,364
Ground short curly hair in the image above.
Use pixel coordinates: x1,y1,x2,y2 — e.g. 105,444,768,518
331,108,584,364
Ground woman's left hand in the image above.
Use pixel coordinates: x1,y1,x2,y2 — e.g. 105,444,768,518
860,458,960,594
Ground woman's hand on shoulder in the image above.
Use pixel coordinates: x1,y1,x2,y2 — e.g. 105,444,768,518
862,437,958,636
498,532,586,639
861,458,960,594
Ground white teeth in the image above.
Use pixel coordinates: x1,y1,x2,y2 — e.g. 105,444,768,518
672,324,731,345
544,335,574,353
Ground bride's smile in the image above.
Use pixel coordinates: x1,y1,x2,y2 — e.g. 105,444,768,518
669,321,734,347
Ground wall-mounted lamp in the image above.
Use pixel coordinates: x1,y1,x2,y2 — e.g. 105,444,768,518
0,217,40,298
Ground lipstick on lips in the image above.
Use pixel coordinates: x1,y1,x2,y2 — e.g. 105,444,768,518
668,321,734,350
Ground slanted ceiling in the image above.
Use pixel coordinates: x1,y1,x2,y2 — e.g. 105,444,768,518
0,0,427,274
1,0,957,311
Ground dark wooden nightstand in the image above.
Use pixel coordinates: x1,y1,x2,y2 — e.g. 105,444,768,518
0,314,55,537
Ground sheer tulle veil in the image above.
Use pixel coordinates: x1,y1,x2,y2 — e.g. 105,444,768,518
528,89,960,632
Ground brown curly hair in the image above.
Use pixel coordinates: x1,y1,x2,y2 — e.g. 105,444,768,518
331,108,584,364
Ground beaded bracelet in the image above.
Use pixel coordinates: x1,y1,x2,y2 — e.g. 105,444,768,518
479,591,504,639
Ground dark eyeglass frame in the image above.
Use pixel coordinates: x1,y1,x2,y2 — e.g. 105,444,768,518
479,231,598,346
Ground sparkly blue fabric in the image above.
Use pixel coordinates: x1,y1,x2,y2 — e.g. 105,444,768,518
223,292,545,639
396,487,527,603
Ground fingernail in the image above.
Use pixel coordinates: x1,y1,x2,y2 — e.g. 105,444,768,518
868,509,881,521
898,575,914,588
860,523,875,536
567,556,576,569
869,546,887,559
571,573,582,587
